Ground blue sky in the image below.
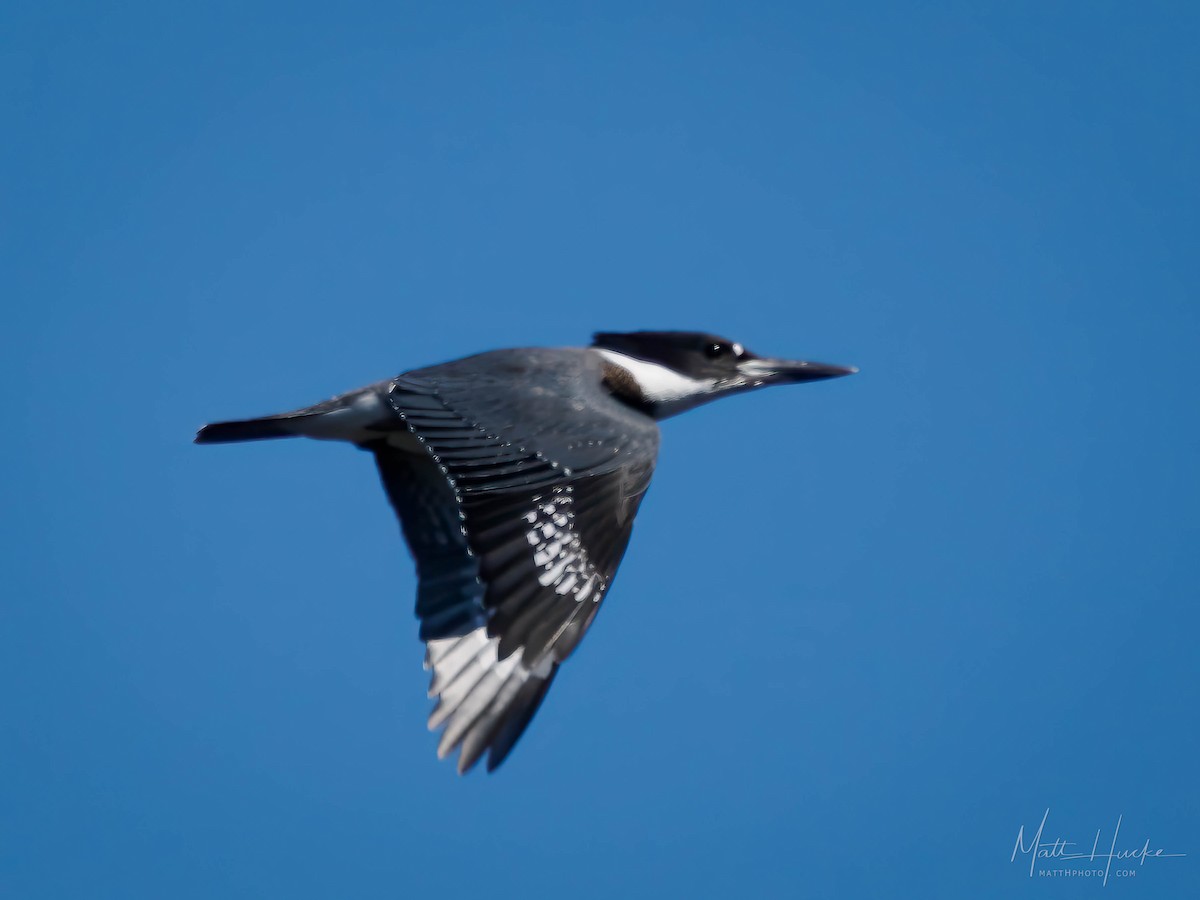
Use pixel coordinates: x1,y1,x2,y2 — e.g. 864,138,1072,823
3,3,1197,897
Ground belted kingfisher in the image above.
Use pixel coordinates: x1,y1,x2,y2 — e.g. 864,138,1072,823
196,331,855,773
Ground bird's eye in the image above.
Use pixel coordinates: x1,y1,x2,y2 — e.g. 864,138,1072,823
704,341,745,360
705,342,731,359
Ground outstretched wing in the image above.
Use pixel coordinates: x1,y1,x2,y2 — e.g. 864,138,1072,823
371,352,659,773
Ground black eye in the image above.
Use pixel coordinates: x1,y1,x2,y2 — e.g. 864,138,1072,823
705,342,731,359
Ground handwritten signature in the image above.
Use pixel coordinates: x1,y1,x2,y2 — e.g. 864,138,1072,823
1011,809,1185,886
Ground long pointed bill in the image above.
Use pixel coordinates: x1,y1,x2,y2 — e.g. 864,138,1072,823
736,357,859,385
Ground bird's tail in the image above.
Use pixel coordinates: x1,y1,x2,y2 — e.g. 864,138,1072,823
195,388,389,445
194,415,301,444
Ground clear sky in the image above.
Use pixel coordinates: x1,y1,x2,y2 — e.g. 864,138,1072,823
3,3,1197,897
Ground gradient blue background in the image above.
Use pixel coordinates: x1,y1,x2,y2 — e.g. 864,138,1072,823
4,3,1197,897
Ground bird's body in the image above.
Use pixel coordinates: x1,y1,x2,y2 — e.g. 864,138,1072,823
197,331,854,773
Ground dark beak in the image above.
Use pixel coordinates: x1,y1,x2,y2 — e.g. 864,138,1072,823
736,357,858,384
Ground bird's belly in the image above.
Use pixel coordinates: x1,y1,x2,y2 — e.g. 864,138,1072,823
292,391,419,449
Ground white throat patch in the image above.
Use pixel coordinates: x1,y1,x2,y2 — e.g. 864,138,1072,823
595,348,720,418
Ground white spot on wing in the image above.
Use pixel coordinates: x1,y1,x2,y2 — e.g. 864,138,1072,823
521,485,606,602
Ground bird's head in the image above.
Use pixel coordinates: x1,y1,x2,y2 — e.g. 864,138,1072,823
590,330,857,420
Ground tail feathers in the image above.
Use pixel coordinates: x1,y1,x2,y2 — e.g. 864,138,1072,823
197,388,389,446
194,416,299,444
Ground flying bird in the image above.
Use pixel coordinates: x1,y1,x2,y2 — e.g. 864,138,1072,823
196,331,855,773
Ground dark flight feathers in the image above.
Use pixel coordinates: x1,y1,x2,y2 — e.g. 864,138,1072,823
370,353,659,772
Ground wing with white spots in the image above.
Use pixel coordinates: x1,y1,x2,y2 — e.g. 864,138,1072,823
372,353,659,772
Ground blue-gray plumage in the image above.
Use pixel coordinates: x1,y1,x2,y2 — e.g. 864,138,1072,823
196,331,855,773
